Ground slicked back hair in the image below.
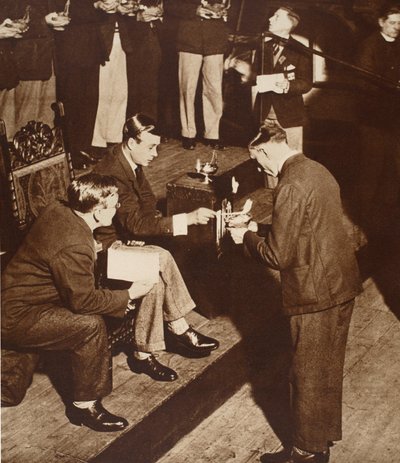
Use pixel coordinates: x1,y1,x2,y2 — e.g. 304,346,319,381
67,173,118,213
249,121,287,148
123,113,158,143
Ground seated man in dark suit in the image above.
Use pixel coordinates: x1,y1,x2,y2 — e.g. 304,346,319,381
93,113,220,371
94,113,216,247
1,174,152,431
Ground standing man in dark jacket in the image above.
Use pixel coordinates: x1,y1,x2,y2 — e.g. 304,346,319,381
229,122,362,463
165,0,229,150
231,5,312,153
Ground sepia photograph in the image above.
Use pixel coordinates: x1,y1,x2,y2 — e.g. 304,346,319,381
1,0,399,462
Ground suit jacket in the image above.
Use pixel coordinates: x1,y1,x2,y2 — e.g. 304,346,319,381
0,0,20,90
244,154,362,316
253,37,312,128
1,202,129,334
94,144,173,249
355,32,400,127
54,0,107,68
165,0,228,55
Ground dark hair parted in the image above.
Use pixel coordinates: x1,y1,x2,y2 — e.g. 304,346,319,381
279,4,300,28
67,173,118,213
123,113,158,142
249,121,287,148
379,2,400,20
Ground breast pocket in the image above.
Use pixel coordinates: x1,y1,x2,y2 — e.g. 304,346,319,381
281,265,318,307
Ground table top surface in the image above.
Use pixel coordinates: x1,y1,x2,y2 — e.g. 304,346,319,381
167,151,251,192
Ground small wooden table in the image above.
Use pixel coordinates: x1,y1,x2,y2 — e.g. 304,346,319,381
166,153,264,317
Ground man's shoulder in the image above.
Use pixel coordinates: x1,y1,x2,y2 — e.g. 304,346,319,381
94,147,124,176
33,202,92,249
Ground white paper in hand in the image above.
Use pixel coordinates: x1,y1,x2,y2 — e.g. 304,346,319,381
241,199,253,215
256,73,285,93
107,242,159,283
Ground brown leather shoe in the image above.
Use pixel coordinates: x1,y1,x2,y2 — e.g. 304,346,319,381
261,447,330,463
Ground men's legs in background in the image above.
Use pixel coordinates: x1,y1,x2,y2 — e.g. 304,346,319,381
178,52,203,139
202,54,224,140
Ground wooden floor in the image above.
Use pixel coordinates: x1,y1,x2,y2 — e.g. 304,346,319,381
157,272,400,463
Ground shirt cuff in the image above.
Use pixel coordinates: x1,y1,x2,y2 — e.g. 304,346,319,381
172,213,188,236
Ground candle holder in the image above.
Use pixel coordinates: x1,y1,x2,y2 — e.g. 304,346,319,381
196,151,218,184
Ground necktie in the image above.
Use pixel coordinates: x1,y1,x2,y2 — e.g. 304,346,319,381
272,42,281,56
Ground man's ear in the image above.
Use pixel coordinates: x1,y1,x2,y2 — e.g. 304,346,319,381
93,209,101,223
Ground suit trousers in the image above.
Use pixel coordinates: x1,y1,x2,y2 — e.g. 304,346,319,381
132,246,196,352
2,308,111,402
92,32,128,147
289,299,354,453
126,29,161,122
178,52,224,139
57,64,100,159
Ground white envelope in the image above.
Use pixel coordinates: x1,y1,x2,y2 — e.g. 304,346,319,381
256,73,285,93
107,242,160,283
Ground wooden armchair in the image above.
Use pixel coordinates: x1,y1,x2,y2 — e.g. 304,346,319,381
1,114,138,406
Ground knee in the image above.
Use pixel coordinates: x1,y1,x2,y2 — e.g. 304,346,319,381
79,315,107,340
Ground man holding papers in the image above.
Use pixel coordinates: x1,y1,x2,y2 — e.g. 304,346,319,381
93,114,220,376
231,5,312,153
2,174,146,430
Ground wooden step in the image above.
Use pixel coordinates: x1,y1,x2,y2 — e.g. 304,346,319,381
1,312,245,463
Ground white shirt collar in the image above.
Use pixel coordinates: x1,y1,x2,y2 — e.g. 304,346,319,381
380,32,396,42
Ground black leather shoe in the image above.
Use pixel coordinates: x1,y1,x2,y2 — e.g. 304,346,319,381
182,137,196,150
165,327,219,358
203,138,226,150
66,401,128,432
128,354,178,382
261,447,330,463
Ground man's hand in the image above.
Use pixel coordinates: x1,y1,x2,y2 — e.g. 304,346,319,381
94,0,119,13
117,0,138,16
230,58,252,82
196,5,215,19
128,280,155,300
274,78,290,94
0,19,23,39
228,227,248,244
45,12,71,30
187,207,216,225
137,6,163,22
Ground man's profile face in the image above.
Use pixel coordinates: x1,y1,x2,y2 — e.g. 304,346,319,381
269,8,293,35
379,13,400,39
129,131,161,167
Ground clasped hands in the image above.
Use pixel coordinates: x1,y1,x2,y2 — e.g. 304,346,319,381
0,19,24,39
196,4,227,20
228,220,258,244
